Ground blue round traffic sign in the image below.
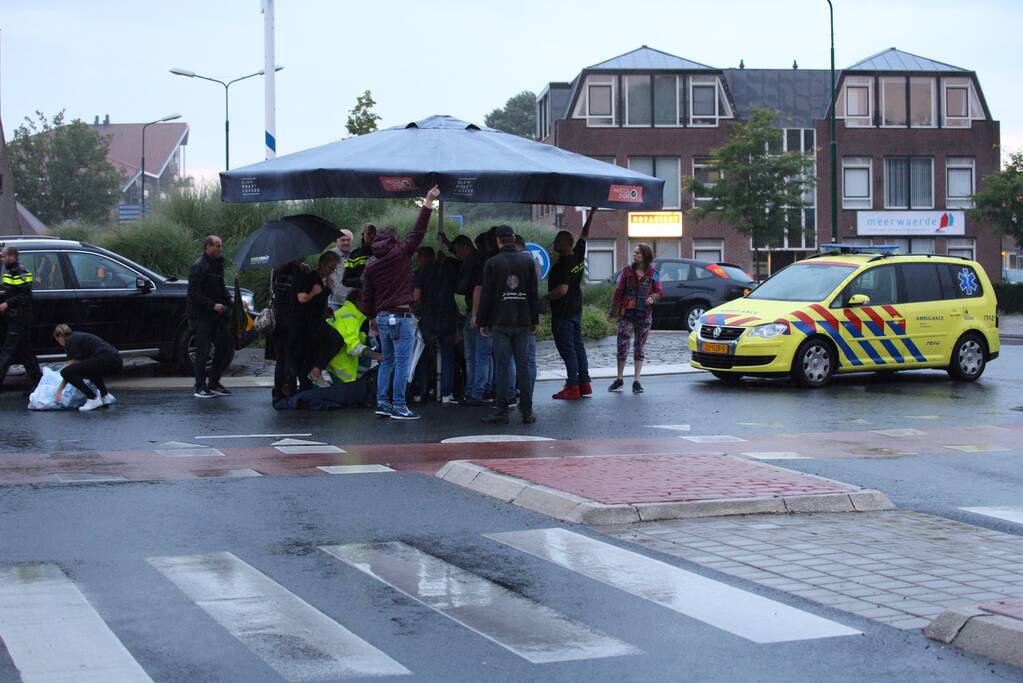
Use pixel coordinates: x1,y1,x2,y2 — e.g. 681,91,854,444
525,242,551,280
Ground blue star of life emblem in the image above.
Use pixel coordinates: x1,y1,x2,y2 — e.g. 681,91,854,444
957,268,978,296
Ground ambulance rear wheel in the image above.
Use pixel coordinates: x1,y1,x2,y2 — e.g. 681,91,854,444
948,333,986,382
791,338,835,388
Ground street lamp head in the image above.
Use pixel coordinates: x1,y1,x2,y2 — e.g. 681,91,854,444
169,68,195,78
257,66,285,76
274,65,284,73
160,114,183,122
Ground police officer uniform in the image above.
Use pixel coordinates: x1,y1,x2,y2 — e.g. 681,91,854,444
0,259,43,388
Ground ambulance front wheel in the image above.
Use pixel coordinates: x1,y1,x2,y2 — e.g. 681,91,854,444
791,338,835,388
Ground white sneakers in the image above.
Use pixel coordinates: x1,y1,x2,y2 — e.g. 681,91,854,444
101,394,116,406
79,396,105,412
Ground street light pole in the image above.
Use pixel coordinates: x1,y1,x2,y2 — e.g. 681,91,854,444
140,113,181,216
169,66,283,170
827,0,838,244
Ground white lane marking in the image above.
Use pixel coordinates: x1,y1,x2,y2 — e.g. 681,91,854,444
740,452,810,460
488,529,861,644
961,506,1023,525
738,421,784,428
318,465,393,474
0,563,153,682
944,444,1010,453
276,446,345,455
681,435,747,443
272,438,326,446
904,415,942,420
440,435,556,444
847,419,871,425
194,434,313,440
148,552,409,681
222,469,263,478
321,542,639,664
871,428,926,437
156,447,224,457
158,441,205,448
646,424,691,432
56,473,128,483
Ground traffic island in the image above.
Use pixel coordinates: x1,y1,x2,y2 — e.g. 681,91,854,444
925,599,1023,669
436,453,894,525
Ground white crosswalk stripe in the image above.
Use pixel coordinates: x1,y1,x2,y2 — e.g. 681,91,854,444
961,506,1023,525
321,541,640,664
148,552,410,681
0,563,153,682
487,528,861,644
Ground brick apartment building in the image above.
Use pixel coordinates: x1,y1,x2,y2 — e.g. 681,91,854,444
533,46,1008,282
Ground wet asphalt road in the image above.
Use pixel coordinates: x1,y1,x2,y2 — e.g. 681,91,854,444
0,347,1021,681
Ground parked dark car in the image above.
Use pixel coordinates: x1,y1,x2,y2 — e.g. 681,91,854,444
0,236,255,374
651,258,755,330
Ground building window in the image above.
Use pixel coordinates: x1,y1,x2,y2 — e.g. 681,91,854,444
842,157,872,209
838,77,873,127
692,156,721,207
909,78,935,127
689,76,732,127
654,75,679,126
624,75,652,126
573,77,616,127
942,78,984,128
946,238,976,260
884,157,933,209
586,239,616,281
693,238,724,262
881,78,907,127
783,128,817,235
629,156,680,209
946,157,975,209
536,93,551,139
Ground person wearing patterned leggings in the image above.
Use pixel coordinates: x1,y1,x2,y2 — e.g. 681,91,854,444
608,244,663,394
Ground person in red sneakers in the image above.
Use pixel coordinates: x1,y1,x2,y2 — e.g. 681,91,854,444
547,208,596,400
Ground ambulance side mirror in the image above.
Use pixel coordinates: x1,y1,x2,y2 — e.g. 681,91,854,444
848,293,871,307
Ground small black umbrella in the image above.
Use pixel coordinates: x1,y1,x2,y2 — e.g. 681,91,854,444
233,214,341,270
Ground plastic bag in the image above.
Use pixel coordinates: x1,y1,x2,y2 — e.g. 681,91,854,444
27,367,115,410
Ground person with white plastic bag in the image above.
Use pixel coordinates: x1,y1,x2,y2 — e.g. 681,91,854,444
52,324,122,412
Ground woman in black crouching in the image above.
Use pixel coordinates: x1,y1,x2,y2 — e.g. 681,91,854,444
52,324,123,412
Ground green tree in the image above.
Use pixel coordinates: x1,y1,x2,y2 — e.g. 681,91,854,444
8,110,122,225
484,91,537,139
685,108,816,281
346,90,382,136
969,152,1023,245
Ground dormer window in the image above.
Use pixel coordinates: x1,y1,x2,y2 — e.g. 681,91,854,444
689,76,732,127
572,76,617,126
838,77,873,127
942,78,984,128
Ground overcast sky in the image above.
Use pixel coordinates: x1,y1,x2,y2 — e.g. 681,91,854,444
3,0,1020,184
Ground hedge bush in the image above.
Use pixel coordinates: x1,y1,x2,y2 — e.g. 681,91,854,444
996,283,1023,313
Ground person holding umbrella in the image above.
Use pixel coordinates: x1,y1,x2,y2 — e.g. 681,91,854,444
187,236,232,399
363,185,440,420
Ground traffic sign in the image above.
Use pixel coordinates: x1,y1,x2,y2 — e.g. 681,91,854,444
525,242,551,280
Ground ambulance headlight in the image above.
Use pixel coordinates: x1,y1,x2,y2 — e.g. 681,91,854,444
748,322,788,339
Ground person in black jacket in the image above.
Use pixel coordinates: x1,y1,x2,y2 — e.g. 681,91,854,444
340,223,377,290
0,246,42,390
52,324,123,412
477,225,539,425
186,235,232,399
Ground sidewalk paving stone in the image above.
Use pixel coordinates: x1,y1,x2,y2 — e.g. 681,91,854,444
601,510,1023,630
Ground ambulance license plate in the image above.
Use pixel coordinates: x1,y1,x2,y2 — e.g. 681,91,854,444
703,342,729,354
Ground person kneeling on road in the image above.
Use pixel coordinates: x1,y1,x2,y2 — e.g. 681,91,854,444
275,289,380,410
52,324,122,412
477,225,539,425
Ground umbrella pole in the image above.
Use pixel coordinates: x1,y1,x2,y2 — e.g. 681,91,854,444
435,200,444,401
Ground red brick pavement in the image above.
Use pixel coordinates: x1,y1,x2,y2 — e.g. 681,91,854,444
980,599,1023,621
473,453,857,505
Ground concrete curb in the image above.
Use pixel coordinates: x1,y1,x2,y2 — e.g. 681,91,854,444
436,460,895,525
925,606,1023,669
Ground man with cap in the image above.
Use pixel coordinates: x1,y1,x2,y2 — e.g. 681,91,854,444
476,225,539,425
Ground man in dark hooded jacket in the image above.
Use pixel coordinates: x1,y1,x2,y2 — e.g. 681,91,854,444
362,185,440,420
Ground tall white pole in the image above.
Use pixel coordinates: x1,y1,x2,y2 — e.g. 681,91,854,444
262,0,276,159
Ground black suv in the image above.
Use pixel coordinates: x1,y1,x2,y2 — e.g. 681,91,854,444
0,236,254,374
652,258,754,331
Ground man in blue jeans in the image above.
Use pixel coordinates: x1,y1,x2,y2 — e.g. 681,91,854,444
547,208,596,400
362,185,440,420
412,246,458,402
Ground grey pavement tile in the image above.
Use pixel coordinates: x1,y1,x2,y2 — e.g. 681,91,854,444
855,607,906,619
885,618,932,630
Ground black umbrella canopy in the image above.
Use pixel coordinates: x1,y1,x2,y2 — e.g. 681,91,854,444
221,115,664,210
233,214,341,270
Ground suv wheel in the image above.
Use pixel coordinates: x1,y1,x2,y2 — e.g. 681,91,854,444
791,338,835,388
175,325,236,376
948,333,986,382
685,303,707,331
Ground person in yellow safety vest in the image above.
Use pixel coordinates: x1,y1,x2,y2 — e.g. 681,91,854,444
326,288,377,383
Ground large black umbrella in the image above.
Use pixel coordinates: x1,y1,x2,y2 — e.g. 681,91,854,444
221,115,664,209
232,214,341,270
